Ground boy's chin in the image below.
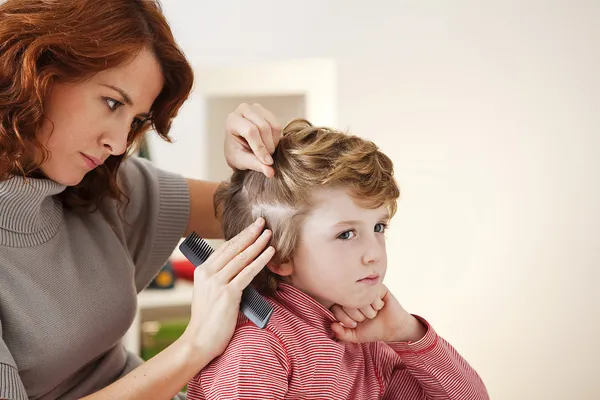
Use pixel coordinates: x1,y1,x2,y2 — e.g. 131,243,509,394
335,291,383,310
334,298,376,310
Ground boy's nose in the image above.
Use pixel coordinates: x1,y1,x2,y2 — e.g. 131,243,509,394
361,242,382,265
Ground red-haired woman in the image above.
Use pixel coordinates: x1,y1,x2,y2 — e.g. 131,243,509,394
0,0,282,398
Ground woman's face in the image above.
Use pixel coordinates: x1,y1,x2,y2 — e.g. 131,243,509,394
36,48,164,186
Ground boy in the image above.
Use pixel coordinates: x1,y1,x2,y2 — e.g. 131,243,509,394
187,119,489,399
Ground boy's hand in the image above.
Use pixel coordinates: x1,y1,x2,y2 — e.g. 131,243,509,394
330,293,386,329
330,285,428,344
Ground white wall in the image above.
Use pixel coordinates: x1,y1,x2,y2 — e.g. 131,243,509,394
155,1,600,399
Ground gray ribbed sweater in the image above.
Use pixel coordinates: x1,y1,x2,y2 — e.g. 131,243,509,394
0,157,190,399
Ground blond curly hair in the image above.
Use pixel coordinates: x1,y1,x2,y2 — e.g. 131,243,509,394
214,119,400,294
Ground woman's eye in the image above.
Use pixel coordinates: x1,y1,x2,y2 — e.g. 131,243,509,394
105,98,121,111
375,223,388,233
337,230,356,240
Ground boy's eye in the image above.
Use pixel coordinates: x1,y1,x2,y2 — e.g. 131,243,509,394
375,223,388,233
337,230,356,240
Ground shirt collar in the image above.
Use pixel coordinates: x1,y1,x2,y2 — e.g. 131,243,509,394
273,283,338,339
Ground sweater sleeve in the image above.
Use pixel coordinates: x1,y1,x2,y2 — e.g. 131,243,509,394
0,320,28,400
115,157,190,292
186,323,290,400
374,316,490,400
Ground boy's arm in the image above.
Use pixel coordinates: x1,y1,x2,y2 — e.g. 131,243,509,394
375,316,489,400
186,323,290,400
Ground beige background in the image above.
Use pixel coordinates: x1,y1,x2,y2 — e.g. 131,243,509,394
149,1,600,399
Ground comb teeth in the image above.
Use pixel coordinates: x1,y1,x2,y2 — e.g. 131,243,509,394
180,232,214,266
179,232,274,329
241,286,274,329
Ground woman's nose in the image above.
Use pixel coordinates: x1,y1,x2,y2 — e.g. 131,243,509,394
100,124,129,156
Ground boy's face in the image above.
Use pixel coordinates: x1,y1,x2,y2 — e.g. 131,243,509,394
283,187,389,309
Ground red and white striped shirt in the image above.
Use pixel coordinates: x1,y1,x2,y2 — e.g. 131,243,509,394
187,283,489,399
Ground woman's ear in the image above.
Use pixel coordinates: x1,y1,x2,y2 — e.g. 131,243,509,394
266,260,293,277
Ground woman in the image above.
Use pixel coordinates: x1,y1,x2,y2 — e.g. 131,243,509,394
0,0,287,399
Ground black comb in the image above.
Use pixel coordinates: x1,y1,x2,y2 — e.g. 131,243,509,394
179,232,274,329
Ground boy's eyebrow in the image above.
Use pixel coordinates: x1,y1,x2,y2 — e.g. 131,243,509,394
333,220,361,227
333,213,390,227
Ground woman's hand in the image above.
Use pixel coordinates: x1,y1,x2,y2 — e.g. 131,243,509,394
180,217,275,362
224,103,282,178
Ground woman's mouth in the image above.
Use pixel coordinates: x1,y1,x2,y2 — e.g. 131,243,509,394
80,153,102,169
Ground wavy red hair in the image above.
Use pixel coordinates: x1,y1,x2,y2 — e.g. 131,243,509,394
0,0,193,210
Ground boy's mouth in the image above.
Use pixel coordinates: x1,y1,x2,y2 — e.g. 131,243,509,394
357,273,380,285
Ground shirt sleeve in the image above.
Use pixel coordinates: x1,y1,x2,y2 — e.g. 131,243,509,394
374,315,490,400
114,157,190,292
0,320,28,400
186,323,290,400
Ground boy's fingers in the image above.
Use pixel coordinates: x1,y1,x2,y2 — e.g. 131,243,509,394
331,322,359,343
331,305,357,328
371,297,385,311
359,306,377,319
343,307,367,323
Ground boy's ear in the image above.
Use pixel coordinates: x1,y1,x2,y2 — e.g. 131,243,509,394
266,260,293,277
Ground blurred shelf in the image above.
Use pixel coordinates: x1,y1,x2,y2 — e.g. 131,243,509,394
137,280,194,309
125,280,194,355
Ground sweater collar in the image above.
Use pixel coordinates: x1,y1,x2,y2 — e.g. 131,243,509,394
0,175,66,247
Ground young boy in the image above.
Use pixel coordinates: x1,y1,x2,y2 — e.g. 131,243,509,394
187,119,489,399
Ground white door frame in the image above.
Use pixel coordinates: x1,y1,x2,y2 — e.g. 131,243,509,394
195,58,338,127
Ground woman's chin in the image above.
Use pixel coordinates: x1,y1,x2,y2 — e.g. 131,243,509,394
41,168,85,187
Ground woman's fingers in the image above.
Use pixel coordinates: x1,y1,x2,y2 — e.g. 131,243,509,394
204,217,266,274
239,103,276,155
226,144,275,178
217,229,272,283
229,246,276,293
224,103,282,177
226,105,272,165
248,103,282,150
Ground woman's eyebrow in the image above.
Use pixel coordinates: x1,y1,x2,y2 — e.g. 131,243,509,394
99,83,150,118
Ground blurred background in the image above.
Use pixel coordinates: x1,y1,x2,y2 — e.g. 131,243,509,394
133,1,600,399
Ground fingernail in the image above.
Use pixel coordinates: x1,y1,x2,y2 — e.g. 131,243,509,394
261,229,272,237
351,321,357,328
254,217,264,226
264,154,273,165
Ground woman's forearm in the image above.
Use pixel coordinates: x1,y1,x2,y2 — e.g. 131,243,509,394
83,217,274,399
82,336,210,400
